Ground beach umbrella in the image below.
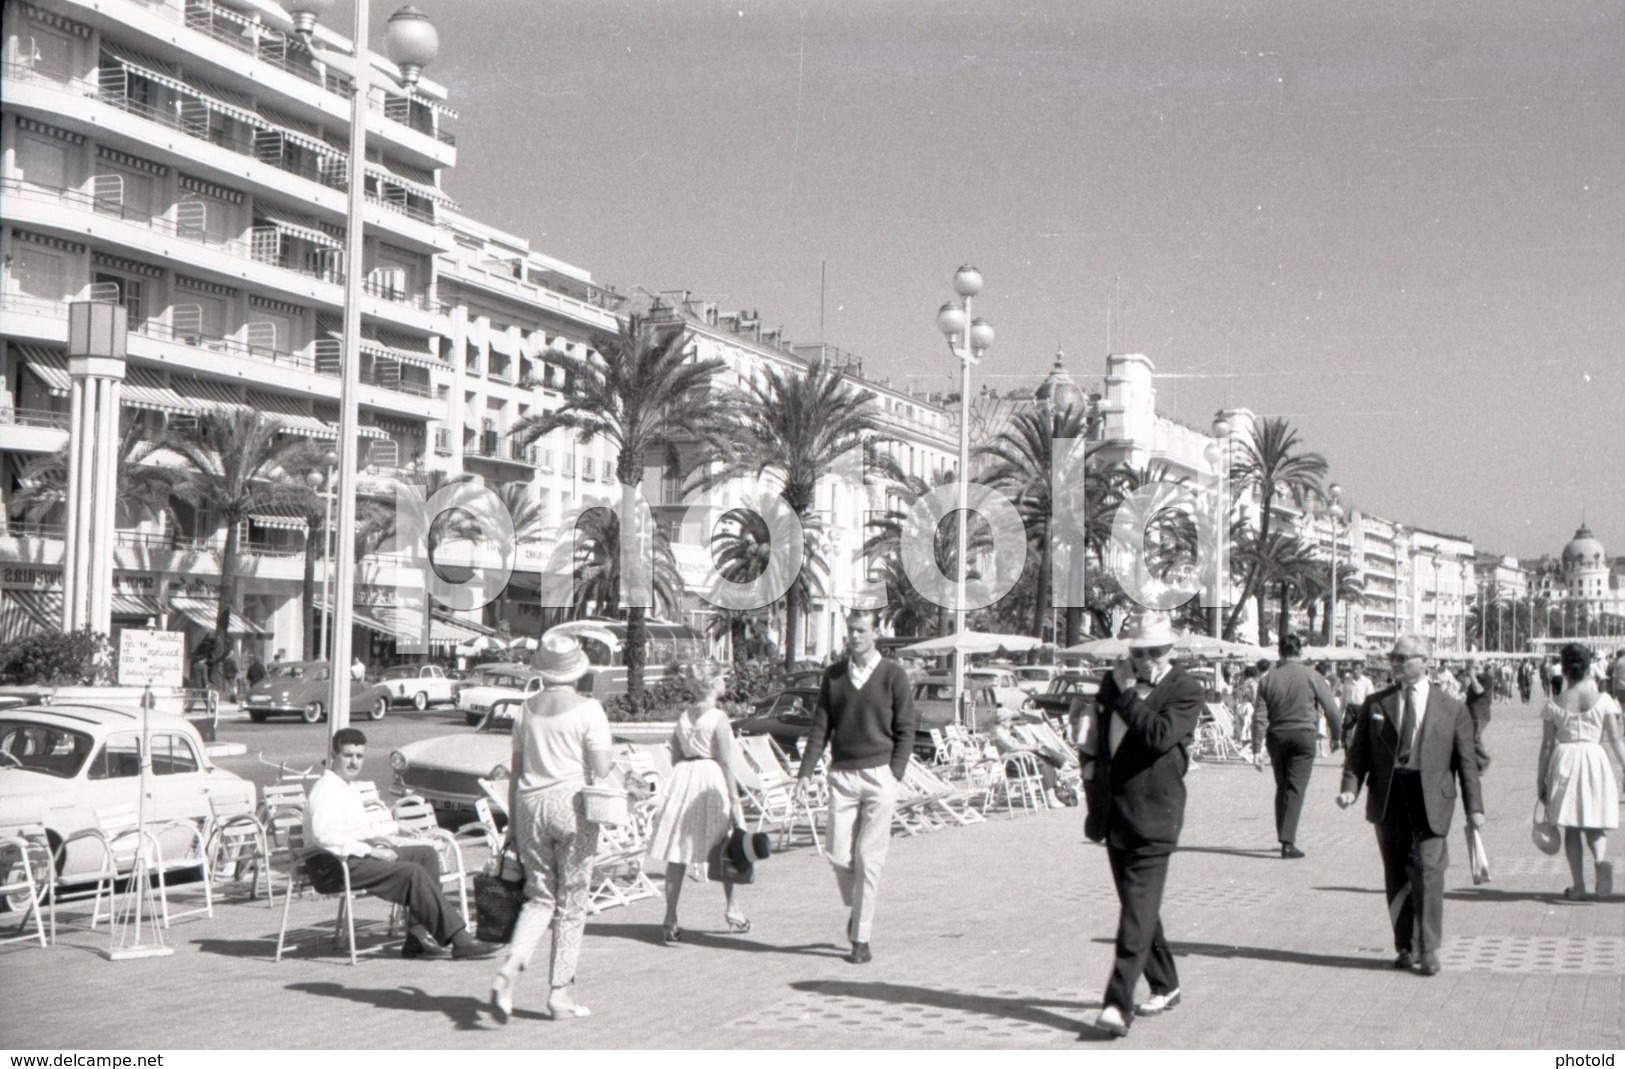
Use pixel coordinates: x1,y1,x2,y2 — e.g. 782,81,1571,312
1062,636,1130,659
900,630,1046,656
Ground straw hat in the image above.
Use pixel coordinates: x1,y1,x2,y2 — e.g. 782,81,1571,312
535,632,589,684
1120,611,1177,651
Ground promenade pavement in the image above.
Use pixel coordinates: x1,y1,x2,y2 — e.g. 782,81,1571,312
3,693,1621,1049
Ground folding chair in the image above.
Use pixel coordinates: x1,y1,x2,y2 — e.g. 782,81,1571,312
989,752,1049,817
205,793,273,904
390,795,470,923
904,758,989,826
274,823,398,965
586,799,661,914
0,826,53,948
49,805,170,939
734,735,826,854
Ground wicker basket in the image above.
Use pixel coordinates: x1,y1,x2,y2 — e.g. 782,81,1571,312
581,783,629,827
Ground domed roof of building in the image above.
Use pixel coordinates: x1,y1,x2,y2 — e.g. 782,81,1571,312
1034,347,1084,411
1562,524,1606,567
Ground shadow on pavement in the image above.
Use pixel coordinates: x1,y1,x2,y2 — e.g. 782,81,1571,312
285,981,530,1030
1312,885,1384,895
1177,845,1281,859
1444,888,1567,904
1165,939,1392,971
788,979,1094,1035
586,921,847,957
192,933,399,962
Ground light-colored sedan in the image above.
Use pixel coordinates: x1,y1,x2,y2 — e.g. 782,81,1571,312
0,704,255,882
377,664,459,711
1012,665,1059,696
453,666,545,726
390,698,520,817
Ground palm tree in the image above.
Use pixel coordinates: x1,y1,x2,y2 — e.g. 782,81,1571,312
709,506,829,660
1226,417,1329,645
566,505,685,623
1300,563,1366,645
1234,528,1319,643
164,411,313,678
695,360,888,668
979,405,1097,645
863,464,990,638
8,423,180,530
512,313,725,700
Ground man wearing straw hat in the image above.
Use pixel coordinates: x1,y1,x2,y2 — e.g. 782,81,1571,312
794,608,916,965
1083,611,1205,1038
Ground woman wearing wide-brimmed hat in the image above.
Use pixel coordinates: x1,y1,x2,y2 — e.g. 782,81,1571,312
490,633,614,1024
644,659,750,942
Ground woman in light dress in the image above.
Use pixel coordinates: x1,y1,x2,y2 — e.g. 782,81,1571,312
1539,643,1625,901
490,633,614,1024
644,659,748,942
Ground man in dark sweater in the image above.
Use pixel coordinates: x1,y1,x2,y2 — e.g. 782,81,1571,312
1252,633,1341,858
795,608,916,965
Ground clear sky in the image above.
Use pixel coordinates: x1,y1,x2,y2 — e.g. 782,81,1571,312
375,0,1622,560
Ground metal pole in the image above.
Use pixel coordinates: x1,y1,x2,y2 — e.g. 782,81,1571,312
1329,515,1338,648
953,295,972,728
319,470,335,657
328,0,370,739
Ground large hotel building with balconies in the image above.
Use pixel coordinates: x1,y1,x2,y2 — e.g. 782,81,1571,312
1,0,958,663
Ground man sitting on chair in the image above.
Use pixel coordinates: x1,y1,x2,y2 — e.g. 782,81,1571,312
304,727,495,960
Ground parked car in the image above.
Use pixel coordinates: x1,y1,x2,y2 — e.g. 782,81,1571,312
1012,665,1059,695
454,666,546,725
733,687,823,758
241,661,390,723
1029,671,1104,718
390,697,520,817
0,703,256,882
909,680,997,761
376,663,459,711
965,668,1036,718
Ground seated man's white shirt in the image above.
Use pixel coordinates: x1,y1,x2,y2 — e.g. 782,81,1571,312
305,769,378,858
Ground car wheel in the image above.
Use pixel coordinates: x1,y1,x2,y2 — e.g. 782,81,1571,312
412,690,428,711
302,701,324,724
248,711,268,724
367,696,388,721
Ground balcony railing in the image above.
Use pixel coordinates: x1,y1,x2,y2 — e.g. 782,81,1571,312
362,277,442,313
1,521,65,540
134,318,319,375
4,63,437,225
0,406,70,430
0,179,344,288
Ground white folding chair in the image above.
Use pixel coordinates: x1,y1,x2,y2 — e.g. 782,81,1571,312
0,827,53,948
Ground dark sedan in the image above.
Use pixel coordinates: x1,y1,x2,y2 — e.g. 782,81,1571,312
242,661,391,723
1029,671,1104,718
734,688,821,758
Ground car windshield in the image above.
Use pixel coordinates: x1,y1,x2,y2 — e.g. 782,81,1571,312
1015,668,1051,681
266,665,305,679
0,720,94,778
382,667,414,680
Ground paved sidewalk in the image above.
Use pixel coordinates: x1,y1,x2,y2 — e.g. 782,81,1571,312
3,697,1621,1048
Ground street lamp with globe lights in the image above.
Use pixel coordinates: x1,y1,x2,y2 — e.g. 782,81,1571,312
284,0,438,739
1327,483,1344,647
1205,415,1231,638
936,265,992,726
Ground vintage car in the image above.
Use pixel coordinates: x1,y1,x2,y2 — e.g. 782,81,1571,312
1030,671,1104,718
907,681,996,761
376,663,459,711
0,703,255,882
390,698,520,817
453,665,548,726
733,687,823,758
1011,665,1060,695
241,661,390,723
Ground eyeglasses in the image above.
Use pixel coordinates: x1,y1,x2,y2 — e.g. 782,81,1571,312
1132,646,1172,660
1388,652,1424,663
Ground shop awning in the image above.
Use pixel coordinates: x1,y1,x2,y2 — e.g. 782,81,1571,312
110,593,162,619
173,377,250,412
168,596,266,637
314,596,398,639
122,367,200,416
18,346,70,397
369,605,491,647
0,589,61,637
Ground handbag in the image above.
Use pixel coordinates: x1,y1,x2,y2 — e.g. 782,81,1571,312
474,851,525,943
1531,799,1561,856
1465,824,1491,885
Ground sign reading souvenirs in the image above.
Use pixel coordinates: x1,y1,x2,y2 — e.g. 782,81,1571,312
117,629,185,688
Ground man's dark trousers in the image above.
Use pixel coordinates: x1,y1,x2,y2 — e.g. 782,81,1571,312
1266,728,1318,845
306,843,463,946
1104,842,1179,1013
1375,770,1447,955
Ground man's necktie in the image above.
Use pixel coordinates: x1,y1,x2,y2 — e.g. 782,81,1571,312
1396,685,1418,768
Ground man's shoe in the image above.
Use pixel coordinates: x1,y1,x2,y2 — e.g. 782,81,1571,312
846,942,873,965
1135,989,1181,1016
452,939,501,961
1094,1005,1130,1038
1393,950,1416,970
1416,952,1441,976
1281,843,1306,859
401,934,448,959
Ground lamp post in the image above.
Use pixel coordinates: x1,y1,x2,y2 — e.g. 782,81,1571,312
936,266,993,727
288,1,437,739
1207,415,1231,639
305,449,339,657
61,301,129,636
1326,483,1343,647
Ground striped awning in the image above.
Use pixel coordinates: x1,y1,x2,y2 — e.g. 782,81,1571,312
247,390,340,440
254,205,343,250
168,596,266,637
370,605,489,647
314,596,397,639
173,377,250,411
248,505,309,532
365,162,458,208
110,593,162,618
18,347,70,397
101,42,260,127
123,367,199,416
0,589,61,637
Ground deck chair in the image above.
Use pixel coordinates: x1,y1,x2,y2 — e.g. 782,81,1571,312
0,826,53,948
274,822,398,965
390,795,470,923
586,799,661,914
205,793,273,904
904,758,989,826
891,763,953,835
734,735,825,854
988,751,1049,817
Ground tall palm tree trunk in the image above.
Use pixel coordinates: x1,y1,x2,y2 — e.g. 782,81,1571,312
783,601,801,670
213,518,241,686
1030,518,1052,649
301,524,320,660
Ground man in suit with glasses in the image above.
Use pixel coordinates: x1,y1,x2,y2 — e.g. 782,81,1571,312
1338,634,1485,976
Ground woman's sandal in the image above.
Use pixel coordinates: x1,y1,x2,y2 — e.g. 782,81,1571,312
661,924,683,945
490,974,513,1026
546,998,592,1020
725,913,752,934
